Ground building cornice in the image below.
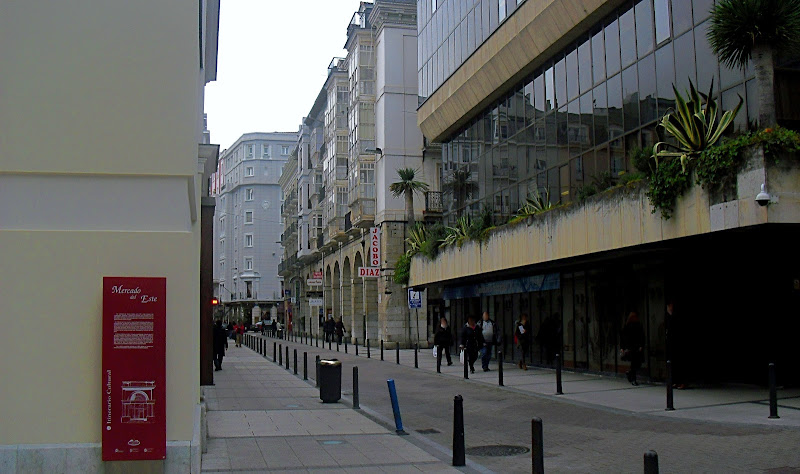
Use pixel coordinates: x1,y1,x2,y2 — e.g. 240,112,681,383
368,0,417,36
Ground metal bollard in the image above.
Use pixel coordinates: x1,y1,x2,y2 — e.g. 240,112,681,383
285,346,289,370
294,349,298,375
316,334,319,348
367,339,371,358
532,417,544,474
315,355,321,387
355,338,359,356
644,450,659,474
396,344,400,365
345,339,348,354
279,344,283,365
452,395,465,467
436,345,442,373
274,342,277,362
381,340,384,361
463,350,469,379
498,351,504,386
353,366,360,409
769,363,780,419
414,343,418,368
303,352,308,380
666,360,675,411
386,379,406,435
556,353,563,395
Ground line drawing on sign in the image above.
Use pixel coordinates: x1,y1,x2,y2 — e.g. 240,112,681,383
121,381,155,423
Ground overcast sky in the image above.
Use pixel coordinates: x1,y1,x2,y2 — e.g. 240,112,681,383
205,0,364,150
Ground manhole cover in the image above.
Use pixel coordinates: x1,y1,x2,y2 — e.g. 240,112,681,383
465,445,530,457
416,428,441,434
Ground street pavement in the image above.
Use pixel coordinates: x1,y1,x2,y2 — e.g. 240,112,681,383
201,338,464,473
248,333,800,473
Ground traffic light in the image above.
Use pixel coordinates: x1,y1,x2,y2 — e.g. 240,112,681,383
211,297,219,306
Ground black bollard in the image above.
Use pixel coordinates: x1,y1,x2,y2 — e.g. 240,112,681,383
452,395,465,467
532,417,544,474
463,350,469,380
644,450,659,474
353,366,360,409
381,340,384,361
396,344,400,365
556,353,563,395
498,351,504,386
666,360,675,411
436,346,442,373
414,343,418,368
316,334,319,348
294,349,298,375
345,339,348,354
279,344,283,365
285,346,289,370
355,338,359,356
303,352,308,380
367,339,371,358
315,355,321,387
769,363,780,419
273,342,277,362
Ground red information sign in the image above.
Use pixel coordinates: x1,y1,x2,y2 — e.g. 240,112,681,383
102,277,166,461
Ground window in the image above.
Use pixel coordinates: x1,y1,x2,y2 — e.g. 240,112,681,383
245,281,253,298
246,144,254,158
245,188,254,201
245,166,254,177
244,211,253,224
262,144,270,158
244,234,253,247
281,145,290,155
499,0,507,21
654,0,671,44
245,257,253,270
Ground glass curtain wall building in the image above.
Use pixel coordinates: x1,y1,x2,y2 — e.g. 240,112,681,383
422,0,768,223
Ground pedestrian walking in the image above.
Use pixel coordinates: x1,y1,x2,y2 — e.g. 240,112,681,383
514,313,532,370
271,319,277,338
434,317,453,366
324,316,335,342
235,322,244,347
478,311,497,371
213,319,228,371
334,317,345,344
620,311,645,385
460,316,484,374
227,321,235,340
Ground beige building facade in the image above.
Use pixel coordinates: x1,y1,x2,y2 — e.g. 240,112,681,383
0,0,220,471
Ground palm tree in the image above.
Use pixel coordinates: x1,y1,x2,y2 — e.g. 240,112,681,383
442,168,479,217
389,168,429,229
707,0,800,127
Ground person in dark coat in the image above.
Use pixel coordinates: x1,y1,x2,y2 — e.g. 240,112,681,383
515,313,532,370
665,301,689,389
334,318,345,344
621,311,645,385
213,319,228,371
460,316,485,374
324,316,335,342
271,319,277,338
434,317,453,366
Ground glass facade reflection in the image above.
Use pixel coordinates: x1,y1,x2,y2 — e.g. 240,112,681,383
435,0,760,224
417,0,527,104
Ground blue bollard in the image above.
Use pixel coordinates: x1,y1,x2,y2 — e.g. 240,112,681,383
386,379,407,435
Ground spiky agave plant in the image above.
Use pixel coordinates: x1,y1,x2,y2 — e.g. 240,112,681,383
404,223,427,256
517,188,553,218
653,79,742,171
440,216,471,248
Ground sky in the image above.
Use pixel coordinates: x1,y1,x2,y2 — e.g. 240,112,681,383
205,0,364,151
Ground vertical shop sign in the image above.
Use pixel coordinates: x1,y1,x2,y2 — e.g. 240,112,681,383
102,277,166,461
369,227,380,267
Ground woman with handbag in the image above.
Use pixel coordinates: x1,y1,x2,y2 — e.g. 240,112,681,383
621,311,645,385
434,317,453,366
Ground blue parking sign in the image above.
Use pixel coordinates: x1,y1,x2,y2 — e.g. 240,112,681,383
408,289,422,309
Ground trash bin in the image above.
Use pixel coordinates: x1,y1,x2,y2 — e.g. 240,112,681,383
319,359,342,403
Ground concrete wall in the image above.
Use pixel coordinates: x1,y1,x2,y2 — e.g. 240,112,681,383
410,152,800,287
0,0,208,463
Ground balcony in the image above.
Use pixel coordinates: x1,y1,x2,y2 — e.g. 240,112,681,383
278,255,298,277
424,191,444,219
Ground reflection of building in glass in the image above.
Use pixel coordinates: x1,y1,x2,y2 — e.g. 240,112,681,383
121,381,155,423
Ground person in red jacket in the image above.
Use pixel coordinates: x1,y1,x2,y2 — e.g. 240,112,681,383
235,323,244,347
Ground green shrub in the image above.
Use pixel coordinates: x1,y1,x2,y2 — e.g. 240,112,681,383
629,147,655,178
576,184,598,201
393,253,411,285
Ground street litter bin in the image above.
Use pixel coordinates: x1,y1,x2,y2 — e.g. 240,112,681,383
319,359,342,403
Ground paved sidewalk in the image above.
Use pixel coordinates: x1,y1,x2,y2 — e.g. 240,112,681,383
269,334,800,428
201,340,462,473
